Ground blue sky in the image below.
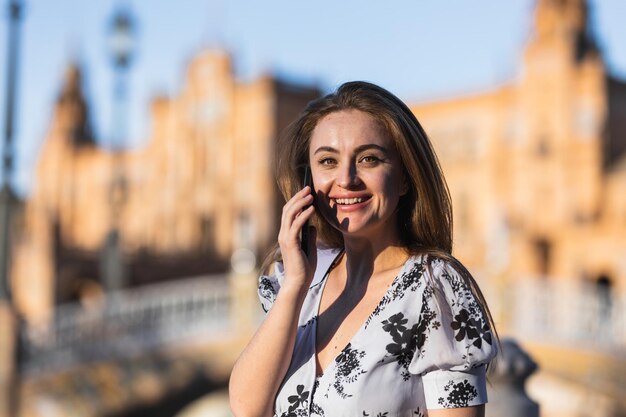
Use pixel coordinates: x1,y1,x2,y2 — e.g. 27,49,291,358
1,0,625,196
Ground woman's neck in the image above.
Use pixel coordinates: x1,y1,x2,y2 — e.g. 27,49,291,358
339,235,408,285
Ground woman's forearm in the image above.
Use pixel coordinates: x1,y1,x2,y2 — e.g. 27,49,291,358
229,286,307,417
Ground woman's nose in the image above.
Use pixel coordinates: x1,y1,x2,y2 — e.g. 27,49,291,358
336,162,360,188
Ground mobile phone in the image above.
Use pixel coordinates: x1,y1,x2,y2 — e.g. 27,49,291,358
300,165,312,256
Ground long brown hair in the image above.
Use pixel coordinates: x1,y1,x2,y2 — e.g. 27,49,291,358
263,81,498,345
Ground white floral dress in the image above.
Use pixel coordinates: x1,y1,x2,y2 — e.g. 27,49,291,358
258,248,497,417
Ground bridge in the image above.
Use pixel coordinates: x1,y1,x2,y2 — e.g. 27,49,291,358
13,272,258,417
5,272,626,417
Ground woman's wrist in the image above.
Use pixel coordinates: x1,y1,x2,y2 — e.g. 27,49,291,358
276,279,309,305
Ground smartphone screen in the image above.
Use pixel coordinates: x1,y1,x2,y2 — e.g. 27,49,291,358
300,166,312,256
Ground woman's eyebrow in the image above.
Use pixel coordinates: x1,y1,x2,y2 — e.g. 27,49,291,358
354,144,388,154
313,144,388,155
313,146,337,155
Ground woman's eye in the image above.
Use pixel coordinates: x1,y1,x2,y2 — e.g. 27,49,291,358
318,158,336,166
360,155,381,164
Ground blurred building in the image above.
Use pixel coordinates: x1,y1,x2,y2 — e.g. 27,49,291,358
3,1,626,415
8,0,626,328
412,0,626,295
10,50,320,324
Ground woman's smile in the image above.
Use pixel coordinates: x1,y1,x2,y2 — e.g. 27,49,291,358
330,195,372,214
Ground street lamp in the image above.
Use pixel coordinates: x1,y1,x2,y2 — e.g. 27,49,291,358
108,10,136,71
100,6,136,292
1,0,23,303
1,2,24,415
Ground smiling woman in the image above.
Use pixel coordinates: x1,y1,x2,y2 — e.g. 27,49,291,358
309,110,406,238
229,81,498,417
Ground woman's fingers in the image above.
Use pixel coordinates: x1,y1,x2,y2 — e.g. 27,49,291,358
279,187,314,247
282,187,312,219
290,204,314,228
307,226,318,266
280,205,315,249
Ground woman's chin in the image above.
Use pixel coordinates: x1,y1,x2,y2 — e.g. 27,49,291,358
335,222,374,238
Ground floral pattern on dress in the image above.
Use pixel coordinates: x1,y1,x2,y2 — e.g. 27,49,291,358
302,316,317,330
451,308,493,349
279,384,310,417
309,378,325,417
259,276,279,313
415,285,441,359
437,265,494,357
380,307,439,380
365,262,425,328
329,343,367,399
437,379,478,408
381,313,416,380
310,401,325,417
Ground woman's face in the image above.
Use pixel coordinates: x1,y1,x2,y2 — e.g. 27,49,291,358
308,109,406,242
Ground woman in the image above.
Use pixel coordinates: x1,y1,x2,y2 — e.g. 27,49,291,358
229,81,497,417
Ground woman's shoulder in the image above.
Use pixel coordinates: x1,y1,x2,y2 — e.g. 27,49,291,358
397,251,480,305
413,252,471,283
398,251,458,276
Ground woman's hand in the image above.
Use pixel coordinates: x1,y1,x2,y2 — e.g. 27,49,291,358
277,186,318,296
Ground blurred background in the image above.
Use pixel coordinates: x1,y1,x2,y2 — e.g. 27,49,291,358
0,0,625,416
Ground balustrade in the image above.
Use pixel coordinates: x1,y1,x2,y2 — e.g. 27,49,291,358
485,276,626,350
19,275,232,375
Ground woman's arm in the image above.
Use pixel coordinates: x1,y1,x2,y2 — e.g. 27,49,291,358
229,187,317,417
229,286,309,417
428,405,484,417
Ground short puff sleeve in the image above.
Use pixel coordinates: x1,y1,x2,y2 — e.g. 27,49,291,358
409,258,497,409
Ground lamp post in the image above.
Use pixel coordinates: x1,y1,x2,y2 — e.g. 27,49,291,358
1,2,23,416
100,6,136,292
0,0,23,303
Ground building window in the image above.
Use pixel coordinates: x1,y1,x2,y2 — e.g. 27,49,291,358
236,212,254,249
200,217,214,251
533,238,551,277
595,274,613,341
536,134,550,157
596,275,612,312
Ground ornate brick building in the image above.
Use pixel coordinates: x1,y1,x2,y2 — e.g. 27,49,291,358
412,0,626,293
11,50,320,323
9,0,626,326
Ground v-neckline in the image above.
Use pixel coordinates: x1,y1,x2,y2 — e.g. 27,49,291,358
313,253,414,378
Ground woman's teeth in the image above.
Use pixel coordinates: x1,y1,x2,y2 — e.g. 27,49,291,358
334,197,366,205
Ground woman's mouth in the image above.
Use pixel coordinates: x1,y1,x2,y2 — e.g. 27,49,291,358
334,197,367,205
331,196,372,211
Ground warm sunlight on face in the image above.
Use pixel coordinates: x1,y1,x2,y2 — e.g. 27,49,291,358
308,110,406,243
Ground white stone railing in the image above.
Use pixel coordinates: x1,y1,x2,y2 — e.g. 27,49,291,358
19,275,232,376
20,271,625,376
483,276,626,351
